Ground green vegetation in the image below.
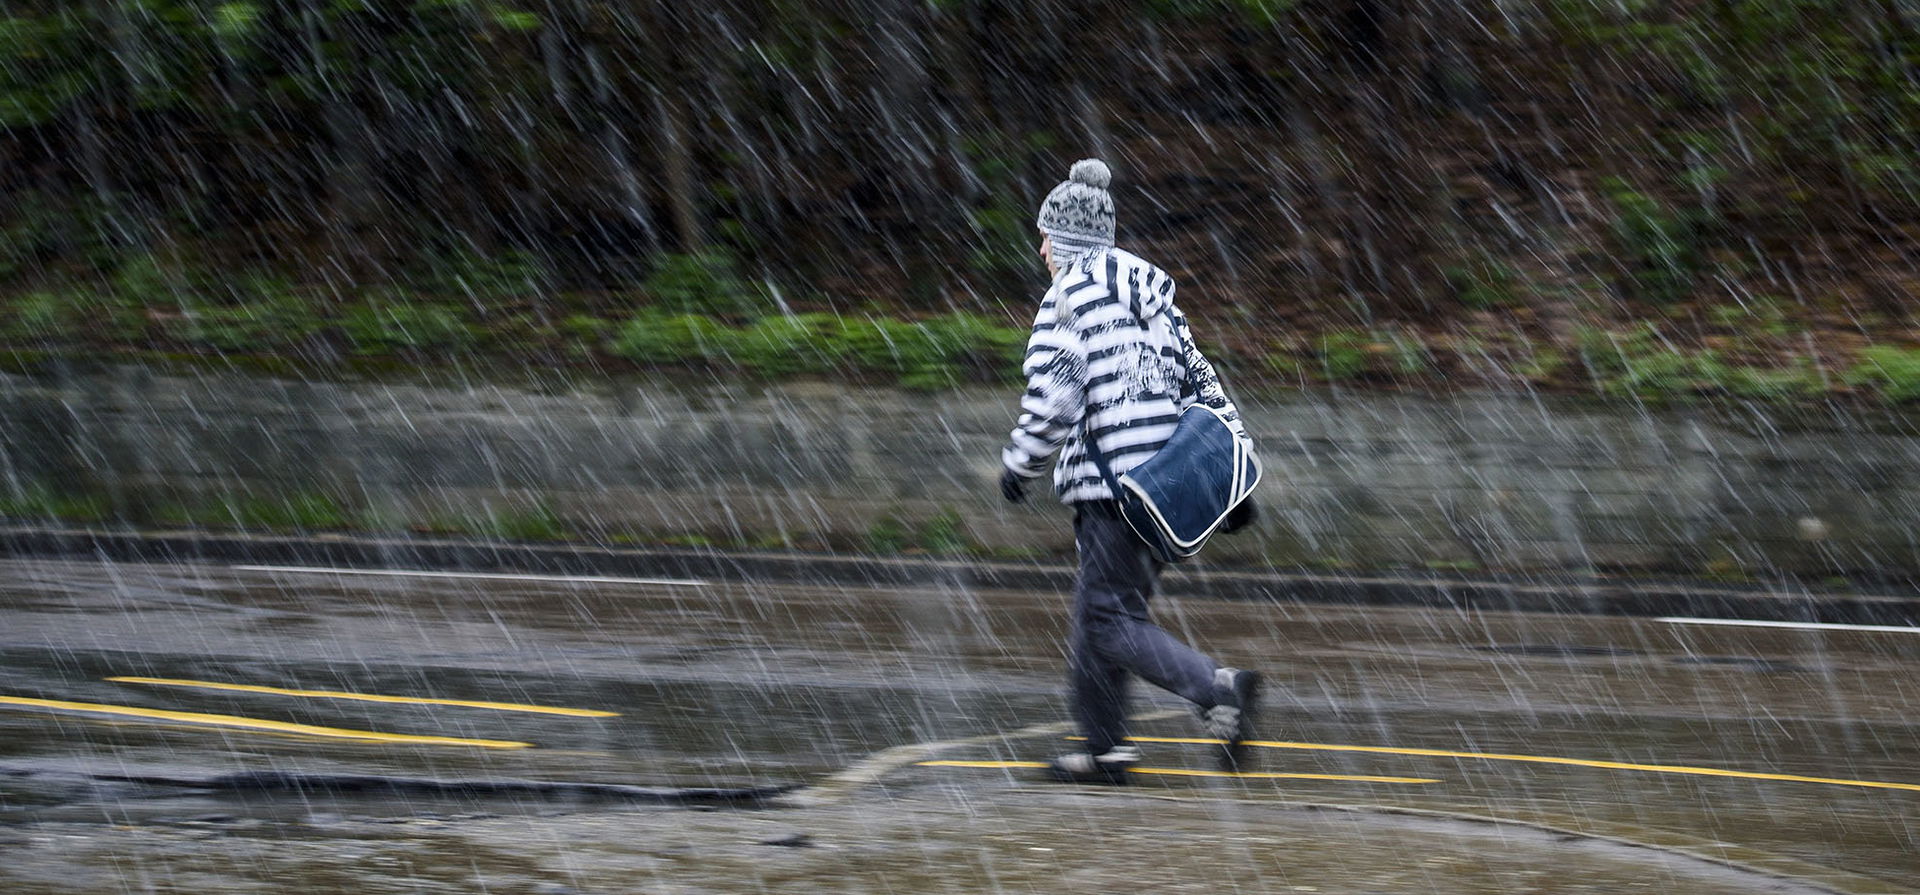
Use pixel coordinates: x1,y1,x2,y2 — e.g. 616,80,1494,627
1513,348,1567,384
863,515,910,554
1239,313,1908,404
11,280,1920,405
0,286,1030,390
179,302,318,353
641,252,765,316
339,301,477,356
1444,258,1522,311
0,481,1015,560
0,287,145,345
1316,331,1373,380
612,312,735,366
1,2,1919,407
915,509,969,555
1572,325,1832,402
1263,330,1432,384
1576,326,1712,398
1602,178,1711,305
606,309,1026,389
206,492,356,532
0,486,112,524
480,504,569,542
864,508,974,555
731,313,846,377
1845,347,1920,403
0,292,78,343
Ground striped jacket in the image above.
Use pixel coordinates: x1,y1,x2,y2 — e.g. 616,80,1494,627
1001,247,1249,504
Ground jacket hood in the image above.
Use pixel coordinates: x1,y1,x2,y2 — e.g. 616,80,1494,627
1102,248,1176,322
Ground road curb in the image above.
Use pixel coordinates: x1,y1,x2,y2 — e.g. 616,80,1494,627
1,526,1917,624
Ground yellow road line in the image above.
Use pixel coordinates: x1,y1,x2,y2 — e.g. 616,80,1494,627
0,696,531,749
1130,767,1437,783
107,676,618,718
916,760,1436,783
232,564,708,588
1082,735,1920,794
921,760,1049,768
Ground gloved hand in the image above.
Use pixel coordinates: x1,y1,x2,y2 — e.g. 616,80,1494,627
1221,497,1258,533
1000,468,1029,504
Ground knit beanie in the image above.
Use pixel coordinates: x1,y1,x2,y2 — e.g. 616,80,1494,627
1036,158,1115,267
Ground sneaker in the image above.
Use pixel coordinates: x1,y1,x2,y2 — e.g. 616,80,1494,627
1045,745,1141,784
1201,667,1260,771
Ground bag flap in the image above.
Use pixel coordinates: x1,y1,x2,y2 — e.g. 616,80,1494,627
1116,405,1258,549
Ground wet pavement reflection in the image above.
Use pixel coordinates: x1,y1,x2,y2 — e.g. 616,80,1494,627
1,558,1915,893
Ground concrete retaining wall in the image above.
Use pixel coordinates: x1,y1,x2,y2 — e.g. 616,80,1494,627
4,363,1919,576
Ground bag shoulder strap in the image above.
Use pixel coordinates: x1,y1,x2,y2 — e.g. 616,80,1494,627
1079,277,1173,497
1080,415,1122,497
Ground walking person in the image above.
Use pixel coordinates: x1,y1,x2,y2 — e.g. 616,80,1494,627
999,158,1261,784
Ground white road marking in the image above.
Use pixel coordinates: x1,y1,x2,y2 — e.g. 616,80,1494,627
1657,616,1920,634
232,565,707,588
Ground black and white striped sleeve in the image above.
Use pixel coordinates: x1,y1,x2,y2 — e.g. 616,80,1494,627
1172,307,1249,443
1002,285,1089,478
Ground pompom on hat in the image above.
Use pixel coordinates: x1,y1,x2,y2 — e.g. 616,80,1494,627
1037,158,1116,265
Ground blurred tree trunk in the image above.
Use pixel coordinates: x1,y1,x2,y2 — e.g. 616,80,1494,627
648,1,708,253
872,0,943,304
79,0,129,259
657,89,703,252
294,1,387,282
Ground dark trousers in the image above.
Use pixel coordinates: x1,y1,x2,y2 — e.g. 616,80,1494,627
1070,501,1219,754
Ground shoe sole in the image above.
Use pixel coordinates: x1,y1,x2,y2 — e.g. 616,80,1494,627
1045,766,1133,785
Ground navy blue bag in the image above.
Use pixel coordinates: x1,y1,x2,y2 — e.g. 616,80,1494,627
1083,404,1262,564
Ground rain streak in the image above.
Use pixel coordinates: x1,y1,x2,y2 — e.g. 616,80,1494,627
1,2,1918,893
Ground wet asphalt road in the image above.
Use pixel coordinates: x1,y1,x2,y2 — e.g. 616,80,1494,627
1,557,1917,893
